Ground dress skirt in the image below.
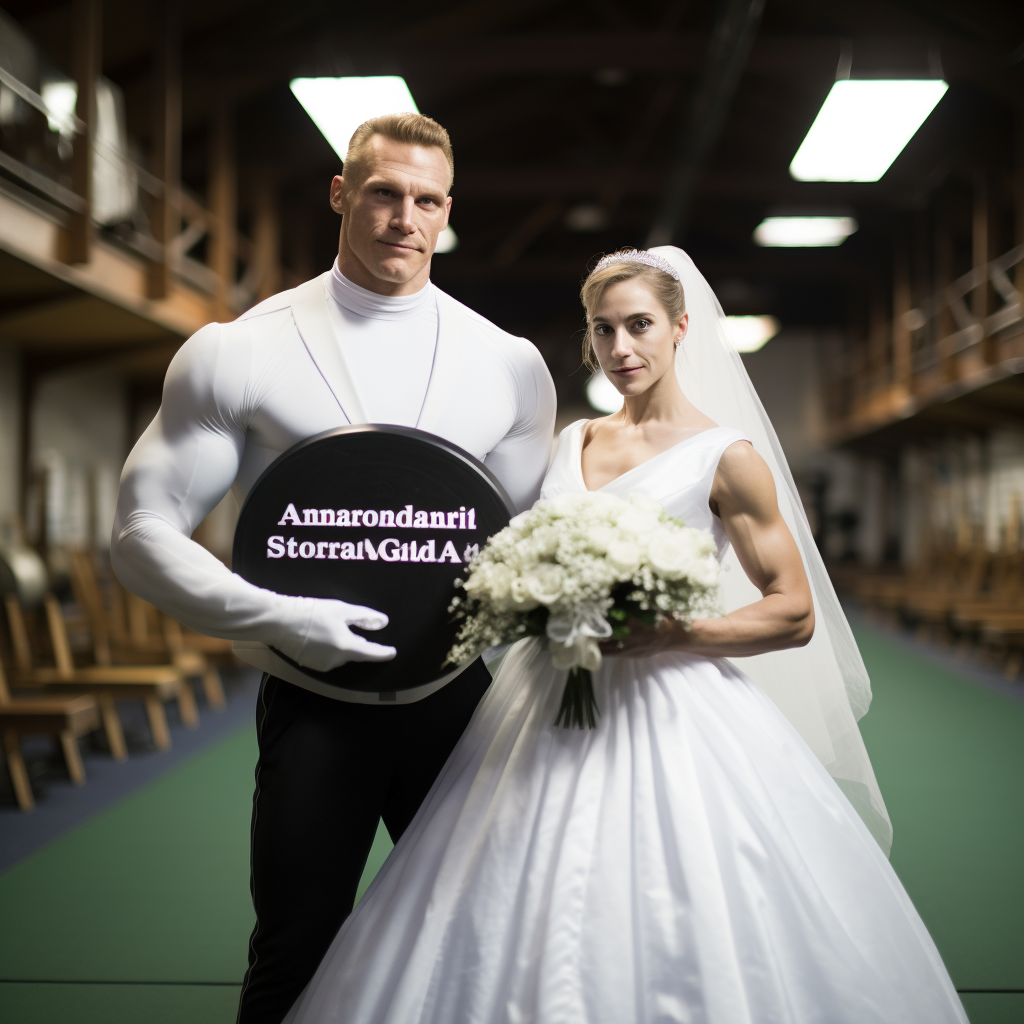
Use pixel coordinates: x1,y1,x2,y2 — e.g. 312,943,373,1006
283,637,967,1024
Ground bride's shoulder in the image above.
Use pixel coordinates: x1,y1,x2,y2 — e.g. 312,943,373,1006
712,438,772,503
549,418,592,460
557,417,593,441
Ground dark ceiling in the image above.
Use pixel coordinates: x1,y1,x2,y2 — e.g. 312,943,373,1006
7,0,1024,391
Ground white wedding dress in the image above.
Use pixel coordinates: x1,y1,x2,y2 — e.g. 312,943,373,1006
284,422,967,1024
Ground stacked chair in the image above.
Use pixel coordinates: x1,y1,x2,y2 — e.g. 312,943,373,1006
846,501,1024,681
2,544,200,764
4,591,196,757
949,507,1024,679
69,551,229,712
1,541,242,811
0,649,99,811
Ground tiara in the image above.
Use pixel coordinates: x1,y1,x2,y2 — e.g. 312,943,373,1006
592,249,682,282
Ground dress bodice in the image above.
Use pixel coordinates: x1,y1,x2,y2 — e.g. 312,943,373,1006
540,419,750,560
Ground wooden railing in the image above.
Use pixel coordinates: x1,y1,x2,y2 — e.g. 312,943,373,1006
0,26,273,320
831,242,1024,440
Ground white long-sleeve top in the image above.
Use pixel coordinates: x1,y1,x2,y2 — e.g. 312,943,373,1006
111,267,556,700
324,260,437,425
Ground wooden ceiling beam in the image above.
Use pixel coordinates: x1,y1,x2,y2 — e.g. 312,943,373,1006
433,254,868,284
449,166,923,205
178,32,994,83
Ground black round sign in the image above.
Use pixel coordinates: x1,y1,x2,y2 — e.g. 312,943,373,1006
232,425,515,694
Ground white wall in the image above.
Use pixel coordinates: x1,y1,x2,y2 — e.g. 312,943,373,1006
30,367,127,550
741,328,829,473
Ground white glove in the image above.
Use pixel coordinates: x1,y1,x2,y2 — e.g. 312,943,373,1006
273,595,396,671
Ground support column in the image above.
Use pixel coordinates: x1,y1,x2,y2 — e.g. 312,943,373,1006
972,165,995,362
1015,105,1024,297
65,0,101,264
252,169,281,303
935,195,956,382
148,1,181,300
867,278,888,389
207,84,237,320
893,224,913,393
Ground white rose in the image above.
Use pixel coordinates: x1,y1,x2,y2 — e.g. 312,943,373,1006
471,562,515,605
523,563,565,605
647,531,699,579
510,576,540,610
504,541,536,571
606,539,642,575
531,525,559,557
691,554,720,588
616,510,659,537
586,524,616,554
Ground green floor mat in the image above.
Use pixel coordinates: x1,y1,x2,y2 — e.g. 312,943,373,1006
0,982,241,1024
0,726,258,984
852,627,1024,995
0,624,1019,1024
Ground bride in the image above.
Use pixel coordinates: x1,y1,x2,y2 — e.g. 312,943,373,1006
282,248,967,1023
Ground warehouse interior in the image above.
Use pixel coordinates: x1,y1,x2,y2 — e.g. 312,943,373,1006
0,1,1023,1022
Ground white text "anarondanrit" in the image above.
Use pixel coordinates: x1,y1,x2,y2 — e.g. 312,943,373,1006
277,503,477,530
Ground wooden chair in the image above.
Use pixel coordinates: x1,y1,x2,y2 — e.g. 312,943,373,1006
901,546,991,642
857,548,959,619
71,552,227,711
969,611,1024,680
4,593,197,758
0,649,99,811
949,550,1024,658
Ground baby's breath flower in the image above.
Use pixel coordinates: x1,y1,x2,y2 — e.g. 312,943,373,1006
447,492,720,669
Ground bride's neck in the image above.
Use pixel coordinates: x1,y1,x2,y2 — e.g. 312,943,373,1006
618,371,695,428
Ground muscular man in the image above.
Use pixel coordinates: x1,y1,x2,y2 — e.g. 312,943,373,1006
111,113,556,1024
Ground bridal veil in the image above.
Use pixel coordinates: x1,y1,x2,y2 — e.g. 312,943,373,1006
651,246,892,853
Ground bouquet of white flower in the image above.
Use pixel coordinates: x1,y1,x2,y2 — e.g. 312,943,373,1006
447,491,721,728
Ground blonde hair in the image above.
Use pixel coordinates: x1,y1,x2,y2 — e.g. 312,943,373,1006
579,250,686,371
343,112,454,191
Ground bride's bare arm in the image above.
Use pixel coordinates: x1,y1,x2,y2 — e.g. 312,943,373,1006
601,441,814,658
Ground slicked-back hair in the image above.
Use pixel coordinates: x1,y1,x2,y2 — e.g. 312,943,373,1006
343,112,454,192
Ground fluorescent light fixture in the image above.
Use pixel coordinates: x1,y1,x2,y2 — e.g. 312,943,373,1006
726,315,780,353
435,225,458,253
289,76,418,161
790,78,948,182
754,216,857,247
586,372,624,414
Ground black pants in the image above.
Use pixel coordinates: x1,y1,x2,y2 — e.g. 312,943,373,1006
235,660,492,1024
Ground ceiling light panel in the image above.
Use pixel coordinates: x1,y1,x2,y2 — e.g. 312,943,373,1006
753,216,858,247
789,79,948,183
289,76,419,161
726,315,780,353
